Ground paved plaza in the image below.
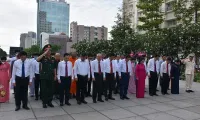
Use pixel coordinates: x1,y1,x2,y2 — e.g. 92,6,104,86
1,80,200,120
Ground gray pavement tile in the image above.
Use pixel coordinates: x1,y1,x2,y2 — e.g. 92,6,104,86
109,100,139,108
88,102,119,111
37,114,74,120
116,116,147,120
148,96,174,102
166,101,195,108
30,101,58,109
71,111,110,120
100,108,137,119
180,98,200,106
184,106,200,114
166,109,200,120
147,103,178,112
33,107,66,118
0,103,17,112
131,98,157,105
164,94,189,100
62,104,95,114
126,105,158,115
143,112,182,120
0,110,35,120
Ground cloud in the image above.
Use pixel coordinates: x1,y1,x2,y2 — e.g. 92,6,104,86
0,0,122,53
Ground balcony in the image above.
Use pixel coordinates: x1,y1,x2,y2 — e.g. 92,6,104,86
165,12,176,21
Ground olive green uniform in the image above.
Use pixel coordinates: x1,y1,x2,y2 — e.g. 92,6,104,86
39,56,56,104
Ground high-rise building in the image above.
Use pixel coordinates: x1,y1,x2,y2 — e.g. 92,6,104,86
70,22,108,43
20,32,37,49
123,0,194,31
40,32,74,55
37,0,70,47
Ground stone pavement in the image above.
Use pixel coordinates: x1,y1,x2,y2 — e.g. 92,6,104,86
1,80,200,120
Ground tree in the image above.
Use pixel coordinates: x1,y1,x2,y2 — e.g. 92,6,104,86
51,44,61,53
136,0,164,31
173,0,200,25
0,48,7,57
24,45,41,56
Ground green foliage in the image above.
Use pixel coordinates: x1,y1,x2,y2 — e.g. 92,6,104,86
136,0,164,31
24,44,61,56
0,48,7,57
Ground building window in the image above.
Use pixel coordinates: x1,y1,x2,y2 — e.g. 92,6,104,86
166,2,173,12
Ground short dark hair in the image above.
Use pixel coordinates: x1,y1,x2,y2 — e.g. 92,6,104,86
125,55,130,58
154,54,159,57
167,57,172,61
19,51,27,56
64,53,70,57
1,57,7,61
108,53,115,57
138,57,145,64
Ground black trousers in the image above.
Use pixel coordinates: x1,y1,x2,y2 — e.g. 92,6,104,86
161,73,170,94
120,72,130,97
114,72,120,93
15,76,29,107
149,71,158,95
86,75,92,96
59,76,71,104
34,74,41,99
104,73,115,98
76,74,87,102
93,73,103,101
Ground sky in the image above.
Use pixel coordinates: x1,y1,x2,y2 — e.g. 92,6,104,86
0,0,122,53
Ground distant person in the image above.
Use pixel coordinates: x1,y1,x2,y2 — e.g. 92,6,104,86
12,51,32,111
0,57,10,103
135,57,146,98
54,53,61,99
171,59,181,94
37,44,57,108
128,57,136,94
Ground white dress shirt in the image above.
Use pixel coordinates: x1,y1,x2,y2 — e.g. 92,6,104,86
57,60,73,80
74,59,90,78
147,58,160,75
118,59,132,76
160,61,171,77
91,59,105,79
114,59,121,72
32,60,40,75
103,58,117,77
12,59,33,83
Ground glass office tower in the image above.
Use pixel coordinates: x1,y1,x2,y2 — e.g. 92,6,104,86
37,0,70,47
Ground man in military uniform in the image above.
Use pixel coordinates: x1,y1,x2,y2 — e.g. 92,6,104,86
37,44,57,108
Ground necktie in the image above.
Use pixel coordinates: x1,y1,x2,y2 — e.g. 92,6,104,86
22,61,25,78
65,61,68,77
98,61,101,73
110,61,113,73
89,61,92,74
126,61,128,73
154,61,156,72
166,63,168,75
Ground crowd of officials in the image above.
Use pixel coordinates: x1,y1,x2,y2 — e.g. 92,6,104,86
0,44,196,112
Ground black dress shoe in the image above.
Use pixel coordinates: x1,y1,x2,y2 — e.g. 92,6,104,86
35,98,38,101
120,97,124,100
186,90,190,93
77,101,81,105
93,100,97,103
60,103,64,106
98,99,104,102
124,96,130,100
82,100,88,104
189,90,194,92
15,107,20,111
48,103,54,107
65,102,71,106
154,94,159,96
43,104,47,108
108,97,115,100
105,98,108,101
149,94,154,96
23,106,30,110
